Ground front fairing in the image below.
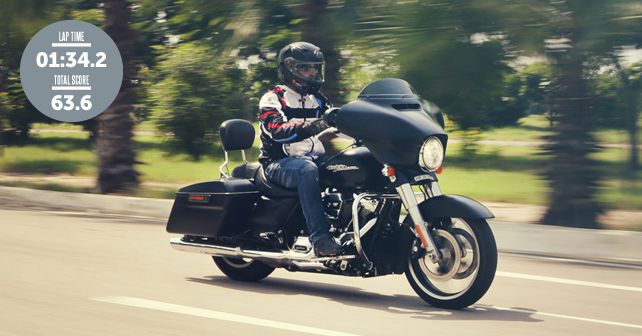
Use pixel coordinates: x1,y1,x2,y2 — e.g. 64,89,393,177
335,79,447,167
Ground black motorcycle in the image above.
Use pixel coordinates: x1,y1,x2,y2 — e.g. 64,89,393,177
166,78,497,309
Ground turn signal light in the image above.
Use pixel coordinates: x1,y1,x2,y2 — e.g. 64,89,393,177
382,166,396,177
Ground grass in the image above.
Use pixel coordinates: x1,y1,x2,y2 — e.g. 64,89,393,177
444,114,642,145
31,120,158,132
0,132,252,182
0,180,90,193
31,122,86,131
2,123,641,210
442,142,642,208
135,135,258,182
438,168,548,205
33,114,642,144
0,132,96,175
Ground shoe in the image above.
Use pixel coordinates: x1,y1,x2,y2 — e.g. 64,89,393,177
313,237,343,257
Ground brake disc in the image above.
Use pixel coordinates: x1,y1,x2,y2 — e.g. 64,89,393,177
417,229,462,281
452,228,478,280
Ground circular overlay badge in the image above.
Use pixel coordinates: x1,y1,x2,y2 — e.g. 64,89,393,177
20,20,123,122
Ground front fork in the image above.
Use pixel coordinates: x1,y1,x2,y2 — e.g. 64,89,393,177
396,182,442,264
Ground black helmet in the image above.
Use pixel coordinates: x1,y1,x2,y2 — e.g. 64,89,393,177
277,42,325,95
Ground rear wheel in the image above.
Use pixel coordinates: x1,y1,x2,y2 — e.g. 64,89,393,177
213,257,275,282
405,218,497,309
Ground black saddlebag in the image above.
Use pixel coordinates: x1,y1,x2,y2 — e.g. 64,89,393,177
166,179,259,237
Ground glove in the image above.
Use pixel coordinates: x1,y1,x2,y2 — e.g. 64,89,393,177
302,119,330,136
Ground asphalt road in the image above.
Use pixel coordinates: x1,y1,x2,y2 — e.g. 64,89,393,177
1,208,641,336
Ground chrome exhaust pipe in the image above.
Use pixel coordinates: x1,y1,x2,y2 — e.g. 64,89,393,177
169,238,355,269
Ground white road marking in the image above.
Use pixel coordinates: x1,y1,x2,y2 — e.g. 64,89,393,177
506,253,642,270
93,296,360,336
491,306,642,330
496,271,642,293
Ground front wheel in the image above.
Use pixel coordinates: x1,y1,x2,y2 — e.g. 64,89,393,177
213,257,275,282
405,218,497,309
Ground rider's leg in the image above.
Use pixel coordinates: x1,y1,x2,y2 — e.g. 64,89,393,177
265,157,341,256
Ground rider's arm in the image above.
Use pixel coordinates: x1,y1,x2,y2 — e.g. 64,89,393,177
315,92,333,112
258,92,321,143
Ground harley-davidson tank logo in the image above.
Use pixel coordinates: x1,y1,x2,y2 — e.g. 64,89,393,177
326,164,359,172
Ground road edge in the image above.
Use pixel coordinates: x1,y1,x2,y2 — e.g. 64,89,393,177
1,186,640,266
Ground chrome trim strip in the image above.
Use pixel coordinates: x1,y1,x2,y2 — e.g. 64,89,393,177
175,191,259,196
430,181,442,196
359,218,377,237
396,183,441,263
418,137,444,172
219,151,230,178
241,150,247,164
170,238,356,265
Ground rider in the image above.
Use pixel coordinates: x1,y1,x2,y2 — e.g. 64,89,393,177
257,41,342,257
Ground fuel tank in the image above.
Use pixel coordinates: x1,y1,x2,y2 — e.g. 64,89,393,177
318,146,387,190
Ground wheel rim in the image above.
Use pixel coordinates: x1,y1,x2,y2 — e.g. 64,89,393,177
220,257,255,269
452,228,478,280
408,218,481,300
417,229,461,281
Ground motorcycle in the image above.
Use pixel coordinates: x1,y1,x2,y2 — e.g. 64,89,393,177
166,78,497,309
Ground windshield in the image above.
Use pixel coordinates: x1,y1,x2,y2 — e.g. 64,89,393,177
358,78,418,98
336,78,446,166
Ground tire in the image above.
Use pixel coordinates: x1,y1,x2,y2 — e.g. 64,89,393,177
405,218,497,309
213,257,275,282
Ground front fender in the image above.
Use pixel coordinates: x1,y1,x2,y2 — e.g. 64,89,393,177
410,195,494,220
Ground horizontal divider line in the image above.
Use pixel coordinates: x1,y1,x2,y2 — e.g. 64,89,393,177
51,86,92,91
51,43,91,47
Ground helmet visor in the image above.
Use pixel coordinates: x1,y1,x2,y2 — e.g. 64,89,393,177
285,58,325,83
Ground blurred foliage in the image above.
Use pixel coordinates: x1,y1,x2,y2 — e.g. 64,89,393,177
2,0,640,143
146,42,245,159
393,1,512,130
535,0,642,227
0,0,65,141
501,63,555,125
2,0,642,225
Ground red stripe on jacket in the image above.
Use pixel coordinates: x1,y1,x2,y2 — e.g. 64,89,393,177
267,122,302,129
260,110,279,119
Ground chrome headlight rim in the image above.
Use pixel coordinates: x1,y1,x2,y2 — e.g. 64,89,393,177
419,136,444,172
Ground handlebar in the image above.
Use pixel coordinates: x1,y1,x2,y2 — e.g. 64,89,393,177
323,107,340,127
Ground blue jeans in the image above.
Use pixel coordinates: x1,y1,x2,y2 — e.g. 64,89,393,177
264,157,330,244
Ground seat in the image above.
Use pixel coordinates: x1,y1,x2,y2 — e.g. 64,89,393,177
219,119,297,198
253,165,298,198
232,162,260,180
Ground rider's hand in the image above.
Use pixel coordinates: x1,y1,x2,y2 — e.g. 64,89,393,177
302,119,330,136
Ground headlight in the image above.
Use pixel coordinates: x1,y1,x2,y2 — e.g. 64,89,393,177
419,137,444,171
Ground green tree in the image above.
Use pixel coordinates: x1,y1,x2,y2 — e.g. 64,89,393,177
96,0,140,193
533,0,642,227
133,0,262,152
0,0,63,141
613,59,642,170
465,0,639,227
541,22,604,228
501,63,555,125
589,59,642,170
297,0,344,103
147,43,245,159
389,1,514,154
